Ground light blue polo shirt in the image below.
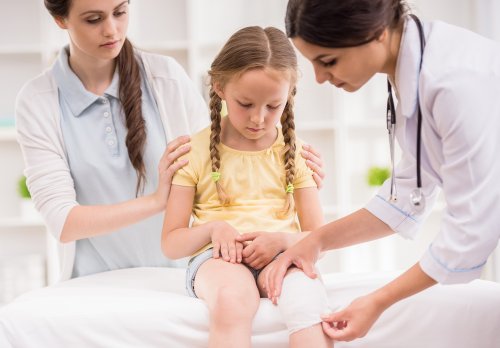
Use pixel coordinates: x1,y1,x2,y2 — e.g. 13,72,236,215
52,47,185,278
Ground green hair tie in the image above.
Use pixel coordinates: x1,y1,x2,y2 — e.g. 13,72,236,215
211,172,221,183
286,183,294,194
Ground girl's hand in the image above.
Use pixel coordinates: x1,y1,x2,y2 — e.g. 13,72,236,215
236,232,287,270
301,144,325,189
152,135,191,211
321,294,385,341
210,221,244,264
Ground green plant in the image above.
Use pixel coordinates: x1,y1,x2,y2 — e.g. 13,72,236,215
17,175,31,199
366,166,390,187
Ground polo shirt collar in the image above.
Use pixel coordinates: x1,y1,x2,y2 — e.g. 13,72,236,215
52,46,119,117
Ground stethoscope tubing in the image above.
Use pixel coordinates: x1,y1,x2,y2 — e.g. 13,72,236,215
386,14,426,208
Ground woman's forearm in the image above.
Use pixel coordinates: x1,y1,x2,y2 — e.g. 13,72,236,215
372,262,437,310
315,208,394,251
162,221,219,259
60,194,163,243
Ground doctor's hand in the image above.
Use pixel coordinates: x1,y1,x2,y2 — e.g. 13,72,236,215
321,293,385,342
265,233,322,304
210,221,244,264
153,135,191,211
236,232,287,270
301,144,325,189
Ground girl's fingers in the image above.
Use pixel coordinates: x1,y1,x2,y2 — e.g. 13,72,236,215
236,242,244,263
212,241,221,259
228,242,237,263
241,242,255,258
220,243,230,262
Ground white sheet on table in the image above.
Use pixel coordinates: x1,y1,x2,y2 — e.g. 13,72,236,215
1,267,499,348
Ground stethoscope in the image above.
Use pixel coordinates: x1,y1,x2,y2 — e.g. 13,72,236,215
387,14,426,212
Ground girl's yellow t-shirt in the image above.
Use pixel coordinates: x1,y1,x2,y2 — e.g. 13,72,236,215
171,126,317,255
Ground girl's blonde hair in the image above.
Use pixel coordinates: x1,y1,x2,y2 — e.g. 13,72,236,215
208,26,298,218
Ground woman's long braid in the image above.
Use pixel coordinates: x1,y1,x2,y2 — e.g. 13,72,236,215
277,87,297,218
209,88,230,205
119,39,146,196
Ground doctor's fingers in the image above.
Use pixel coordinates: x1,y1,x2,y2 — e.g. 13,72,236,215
321,320,357,342
266,258,290,302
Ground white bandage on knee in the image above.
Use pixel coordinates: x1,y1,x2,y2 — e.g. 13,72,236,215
277,271,331,334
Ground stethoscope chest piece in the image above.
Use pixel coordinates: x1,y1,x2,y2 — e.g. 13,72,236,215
410,188,425,212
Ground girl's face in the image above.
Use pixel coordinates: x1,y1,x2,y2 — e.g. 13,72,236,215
292,33,390,92
55,0,129,62
217,68,292,149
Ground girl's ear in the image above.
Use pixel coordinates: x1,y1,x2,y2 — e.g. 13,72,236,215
54,16,68,30
213,82,225,100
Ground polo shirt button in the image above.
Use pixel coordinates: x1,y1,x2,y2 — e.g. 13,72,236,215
103,112,109,118
105,126,112,133
108,139,115,146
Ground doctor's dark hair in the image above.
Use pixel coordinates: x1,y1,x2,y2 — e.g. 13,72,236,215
285,0,409,48
208,26,298,218
44,0,147,195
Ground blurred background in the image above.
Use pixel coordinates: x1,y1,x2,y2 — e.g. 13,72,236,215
0,0,499,305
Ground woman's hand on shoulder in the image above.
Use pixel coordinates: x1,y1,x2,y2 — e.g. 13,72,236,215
152,135,191,211
210,221,244,264
301,143,325,189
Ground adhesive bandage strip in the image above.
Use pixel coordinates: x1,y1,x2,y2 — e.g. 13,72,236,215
277,271,331,334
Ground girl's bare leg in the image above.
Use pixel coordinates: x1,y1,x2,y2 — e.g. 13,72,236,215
195,258,260,348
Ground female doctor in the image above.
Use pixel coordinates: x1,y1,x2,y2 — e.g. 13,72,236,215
265,0,500,342
15,0,324,281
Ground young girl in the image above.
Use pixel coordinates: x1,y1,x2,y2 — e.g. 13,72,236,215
161,26,332,348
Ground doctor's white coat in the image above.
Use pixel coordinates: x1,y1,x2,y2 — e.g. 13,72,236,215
366,17,500,284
